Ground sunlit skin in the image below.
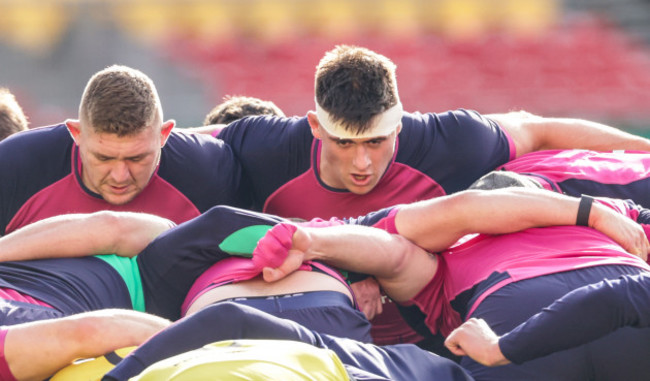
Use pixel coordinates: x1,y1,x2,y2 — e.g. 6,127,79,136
65,115,174,205
307,111,401,195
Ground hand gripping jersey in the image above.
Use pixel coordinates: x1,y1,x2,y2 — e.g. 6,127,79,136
0,124,247,235
500,149,650,207
218,109,515,345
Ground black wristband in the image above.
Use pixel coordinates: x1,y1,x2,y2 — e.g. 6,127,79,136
576,195,594,226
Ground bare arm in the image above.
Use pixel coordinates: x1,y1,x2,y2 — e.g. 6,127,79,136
395,188,650,258
487,111,650,156
259,224,437,302
0,211,174,261
7,309,170,381
256,188,649,300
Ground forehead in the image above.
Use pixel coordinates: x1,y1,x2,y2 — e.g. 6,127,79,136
83,127,159,156
323,128,393,142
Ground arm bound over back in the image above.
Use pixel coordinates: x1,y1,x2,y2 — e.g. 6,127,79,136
488,111,650,155
394,188,649,257
256,188,650,303
0,211,174,261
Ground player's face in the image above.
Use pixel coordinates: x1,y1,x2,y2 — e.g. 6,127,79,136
72,116,173,205
317,127,399,195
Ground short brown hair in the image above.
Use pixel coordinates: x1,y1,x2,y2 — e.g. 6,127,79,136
204,95,285,125
79,65,161,136
0,88,28,141
315,45,400,135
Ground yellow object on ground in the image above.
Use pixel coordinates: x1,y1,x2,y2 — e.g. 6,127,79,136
133,339,350,381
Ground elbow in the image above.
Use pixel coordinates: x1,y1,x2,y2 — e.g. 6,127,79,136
87,211,129,253
388,234,425,275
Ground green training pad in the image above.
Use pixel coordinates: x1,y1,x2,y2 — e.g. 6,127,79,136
218,225,274,257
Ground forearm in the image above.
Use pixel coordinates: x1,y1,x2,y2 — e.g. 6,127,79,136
7,309,169,381
535,118,650,152
300,225,434,301
488,111,650,155
302,225,417,277
500,274,650,364
395,188,586,252
0,212,172,261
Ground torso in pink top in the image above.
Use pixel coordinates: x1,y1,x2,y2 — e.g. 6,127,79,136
412,225,650,336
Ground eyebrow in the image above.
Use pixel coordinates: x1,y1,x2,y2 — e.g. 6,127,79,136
93,151,149,160
329,136,388,143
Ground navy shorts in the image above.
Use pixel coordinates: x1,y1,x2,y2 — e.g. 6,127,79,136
0,299,63,326
463,264,650,381
224,290,372,343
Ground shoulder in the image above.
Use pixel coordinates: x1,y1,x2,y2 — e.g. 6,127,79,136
0,123,73,175
401,109,496,130
163,129,235,160
159,130,241,186
218,115,312,146
158,130,246,205
0,123,72,153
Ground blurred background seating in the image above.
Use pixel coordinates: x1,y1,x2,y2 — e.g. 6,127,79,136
0,0,649,135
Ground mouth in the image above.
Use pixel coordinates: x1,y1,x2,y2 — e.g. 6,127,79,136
351,174,372,186
108,184,131,194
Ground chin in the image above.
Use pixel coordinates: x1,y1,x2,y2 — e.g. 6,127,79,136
103,193,137,206
348,185,374,195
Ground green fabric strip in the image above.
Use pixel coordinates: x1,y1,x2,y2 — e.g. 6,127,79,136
218,225,274,257
94,254,145,312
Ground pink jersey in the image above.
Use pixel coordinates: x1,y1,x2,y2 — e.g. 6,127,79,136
181,258,351,317
411,226,650,336
264,140,447,220
500,149,650,206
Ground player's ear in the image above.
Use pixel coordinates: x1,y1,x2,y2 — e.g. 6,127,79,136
65,119,82,145
160,120,175,147
307,112,322,139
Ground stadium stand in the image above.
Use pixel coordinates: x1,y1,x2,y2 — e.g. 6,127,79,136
158,12,650,129
0,0,649,129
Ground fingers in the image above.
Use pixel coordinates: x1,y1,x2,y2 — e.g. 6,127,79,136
629,246,648,262
262,267,285,282
350,278,383,319
444,332,467,356
360,297,383,320
623,228,650,261
261,249,305,282
252,223,298,270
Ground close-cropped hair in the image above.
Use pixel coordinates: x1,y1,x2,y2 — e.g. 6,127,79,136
79,65,161,136
315,45,400,135
469,171,544,191
0,88,29,141
204,95,285,125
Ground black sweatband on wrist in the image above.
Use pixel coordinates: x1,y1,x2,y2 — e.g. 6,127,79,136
576,195,594,227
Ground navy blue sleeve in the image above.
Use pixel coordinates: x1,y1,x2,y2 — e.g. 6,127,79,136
500,274,650,364
217,115,314,211
397,109,513,194
0,125,73,235
137,206,287,320
158,131,250,211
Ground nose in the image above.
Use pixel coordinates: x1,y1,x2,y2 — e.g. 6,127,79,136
110,161,131,183
352,145,371,170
